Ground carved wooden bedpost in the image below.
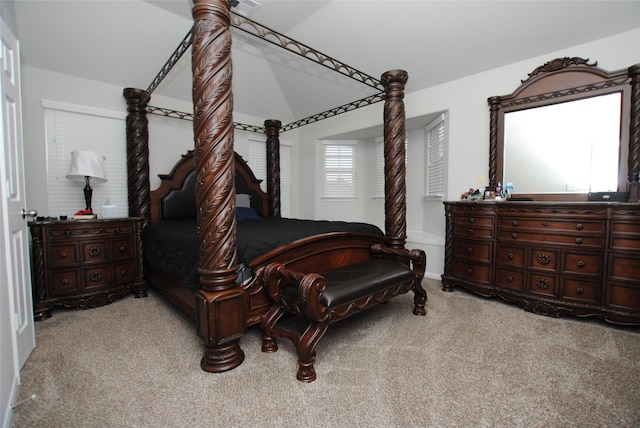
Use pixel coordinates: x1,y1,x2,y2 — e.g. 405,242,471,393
192,0,245,373
265,119,281,218
487,96,501,190
627,64,640,201
381,70,408,249
123,87,151,227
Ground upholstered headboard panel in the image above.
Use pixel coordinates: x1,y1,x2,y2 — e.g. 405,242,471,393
150,151,270,223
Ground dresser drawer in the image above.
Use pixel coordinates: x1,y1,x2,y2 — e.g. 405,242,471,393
47,244,79,268
49,270,81,296
455,214,495,227
563,252,602,277
454,225,494,239
83,266,112,290
454,240,492,262
561,278,602,304
452,259,491,284
530,249,558,272
607,282,640,311
608,254,640,282
498,230,604,247
528,273,556,297
112,238,134,260
113,262,136,285
499,218,605,234
496,245,525,267
495,268,525,291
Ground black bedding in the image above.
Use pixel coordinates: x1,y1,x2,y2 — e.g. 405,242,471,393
143,218,384,288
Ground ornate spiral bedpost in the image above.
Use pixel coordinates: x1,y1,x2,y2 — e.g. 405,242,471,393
381,70,408,249
192,0,245,373
627,64,640,201
265,119,281,218
487,96,501,189
123,87,151,227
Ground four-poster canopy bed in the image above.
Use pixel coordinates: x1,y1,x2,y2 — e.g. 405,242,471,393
123,0,426,374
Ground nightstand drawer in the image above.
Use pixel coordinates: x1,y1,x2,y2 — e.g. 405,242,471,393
112,238,134,260
82,241,109,264
49,270,81,295
84,266,111,289
48,244,78,267
113,262,136,284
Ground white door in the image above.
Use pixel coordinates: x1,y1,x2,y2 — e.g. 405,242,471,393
1,18,35,368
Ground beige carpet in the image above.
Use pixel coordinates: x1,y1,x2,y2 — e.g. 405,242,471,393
11,279,640,428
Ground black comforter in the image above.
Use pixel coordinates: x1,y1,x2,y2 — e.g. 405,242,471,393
143,218,383,287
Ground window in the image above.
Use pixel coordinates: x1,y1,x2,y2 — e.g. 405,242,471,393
375,136,408,198
43,101,128,218
424,114,446,198
248,138,291,216
323,141,357,198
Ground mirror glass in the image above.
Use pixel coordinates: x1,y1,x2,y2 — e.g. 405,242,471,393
503,92,622,194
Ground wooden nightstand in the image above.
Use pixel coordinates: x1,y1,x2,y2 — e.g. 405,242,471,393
28,217,146,320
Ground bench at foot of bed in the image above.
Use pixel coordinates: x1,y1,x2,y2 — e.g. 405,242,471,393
260,244,427,382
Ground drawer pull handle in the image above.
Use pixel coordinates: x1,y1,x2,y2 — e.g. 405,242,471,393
61,278,69,285
507,275,513,282
576,287,584,294
89,247,102,257
537,253,551,265
511,232,518,239
508,252,514,259
120,268,128,275
577,260,585,268
512,220,518,226
576,223,583,230
466,247,473,254
468,229,475,235
119,246,126,253
535,278,550,290
89,272,103,282
467,268,473,275
469,218,475,224
59,252,67,259
575,238,583,245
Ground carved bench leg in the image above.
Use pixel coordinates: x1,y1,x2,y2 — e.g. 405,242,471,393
296,320,329,383
412,282,427,316
261,304,284,353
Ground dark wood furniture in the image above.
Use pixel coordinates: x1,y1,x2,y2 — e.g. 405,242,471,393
442,201,640,325
29,217,146,320
261,244,426,382
124,1,415,372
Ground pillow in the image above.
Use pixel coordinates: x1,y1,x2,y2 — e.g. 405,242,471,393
236,193,251,208
236,207,261,222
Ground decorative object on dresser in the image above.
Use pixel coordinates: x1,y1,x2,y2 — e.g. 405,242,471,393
66,150,107,219
443,57,640,325
442,201,640,325
28,217,146,320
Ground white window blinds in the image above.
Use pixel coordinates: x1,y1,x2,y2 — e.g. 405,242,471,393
323,142,357,198
43,102,128,218
424,115,446,198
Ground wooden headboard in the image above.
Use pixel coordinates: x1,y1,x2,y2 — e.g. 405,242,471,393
149,150,269,223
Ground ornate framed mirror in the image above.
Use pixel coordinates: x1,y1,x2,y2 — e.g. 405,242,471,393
487,57,640,201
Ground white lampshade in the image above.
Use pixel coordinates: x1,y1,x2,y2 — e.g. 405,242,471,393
66,150,107,183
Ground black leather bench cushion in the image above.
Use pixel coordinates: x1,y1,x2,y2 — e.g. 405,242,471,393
281,259,415,308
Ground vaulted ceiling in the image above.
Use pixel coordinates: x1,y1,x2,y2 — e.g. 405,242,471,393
11,0,640,126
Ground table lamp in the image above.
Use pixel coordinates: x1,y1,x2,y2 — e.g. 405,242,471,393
66,150,107,215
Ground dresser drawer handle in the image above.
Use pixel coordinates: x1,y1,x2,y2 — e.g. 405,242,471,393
467,268,473,275
59,252,67,259
575,238,583,245
511,232,518,239
507,275,513,282
467,247,473,253
537,253,551,265
89,272,103,282
469,218,475,224
576,287,584,294
512,220,518,226
468,229,475,235
120,268,128,275
61,278,69,285
577,260,585,268
576,223,583,230
89,246,102,257
119,246,126,253
535,278,550,289
508,252,514,259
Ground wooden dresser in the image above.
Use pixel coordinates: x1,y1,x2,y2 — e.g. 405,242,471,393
442,201,640,325
28,218,146,320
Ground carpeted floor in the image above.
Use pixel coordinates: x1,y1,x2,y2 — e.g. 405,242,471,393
11,279,640,428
